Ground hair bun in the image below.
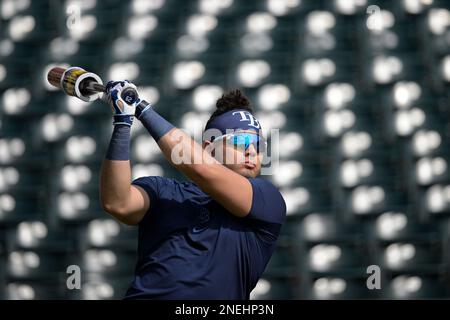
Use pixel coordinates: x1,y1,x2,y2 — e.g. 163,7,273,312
216,89,253,112
205,89,254,130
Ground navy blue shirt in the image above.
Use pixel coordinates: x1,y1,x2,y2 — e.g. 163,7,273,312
124,176,286,300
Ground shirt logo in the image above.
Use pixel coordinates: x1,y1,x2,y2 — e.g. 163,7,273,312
191,207,210,234
191,225,208,233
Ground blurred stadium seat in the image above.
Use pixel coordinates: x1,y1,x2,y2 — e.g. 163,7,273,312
0,0,450,299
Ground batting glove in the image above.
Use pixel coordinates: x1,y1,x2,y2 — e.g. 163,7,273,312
105,80,141,126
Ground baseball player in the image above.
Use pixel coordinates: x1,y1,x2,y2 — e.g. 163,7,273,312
99,80,286,299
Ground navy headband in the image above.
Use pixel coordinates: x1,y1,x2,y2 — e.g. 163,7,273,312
204,109,262,141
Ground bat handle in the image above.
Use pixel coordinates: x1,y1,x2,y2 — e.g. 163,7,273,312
84,81,140,104
91,83,106,92
79,80,105,96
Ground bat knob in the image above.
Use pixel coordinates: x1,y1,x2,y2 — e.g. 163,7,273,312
121,87,139,104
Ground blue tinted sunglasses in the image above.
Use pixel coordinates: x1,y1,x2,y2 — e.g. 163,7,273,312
213,132,267,153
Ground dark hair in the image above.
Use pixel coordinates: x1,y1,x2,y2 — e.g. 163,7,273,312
205,89,254,128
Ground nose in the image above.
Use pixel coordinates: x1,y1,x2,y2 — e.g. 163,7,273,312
245,144,257,157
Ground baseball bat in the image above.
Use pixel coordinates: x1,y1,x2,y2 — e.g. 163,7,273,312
47,66,139,104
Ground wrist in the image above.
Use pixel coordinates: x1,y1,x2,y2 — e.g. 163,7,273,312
113,115,134,126
135,100,152,119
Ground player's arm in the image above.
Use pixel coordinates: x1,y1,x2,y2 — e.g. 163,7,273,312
100,158,149,225
99,81,150,225
132,91,253,218
157,129,253,217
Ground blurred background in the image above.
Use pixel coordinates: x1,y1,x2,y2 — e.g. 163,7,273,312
1,0,450,300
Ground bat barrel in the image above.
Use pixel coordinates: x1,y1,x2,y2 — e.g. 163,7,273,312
47,67,66,89
47,66,140,103
48,67,104,102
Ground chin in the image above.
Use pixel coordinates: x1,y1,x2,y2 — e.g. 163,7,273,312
240,167,260,178
225,163,260,178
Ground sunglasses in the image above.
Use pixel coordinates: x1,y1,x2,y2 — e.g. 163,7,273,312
212,132,267,154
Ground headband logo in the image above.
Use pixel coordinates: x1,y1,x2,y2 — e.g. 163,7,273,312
232,111,261,129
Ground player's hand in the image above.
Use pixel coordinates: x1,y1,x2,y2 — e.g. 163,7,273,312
105,80,141,126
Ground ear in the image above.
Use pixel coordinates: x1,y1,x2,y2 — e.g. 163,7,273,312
203,140,215,157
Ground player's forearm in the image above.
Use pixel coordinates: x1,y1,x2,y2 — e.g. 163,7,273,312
138,103,252,218
137,105,218,181
155,127,251,217
157,128,219,180
99,125,132,213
